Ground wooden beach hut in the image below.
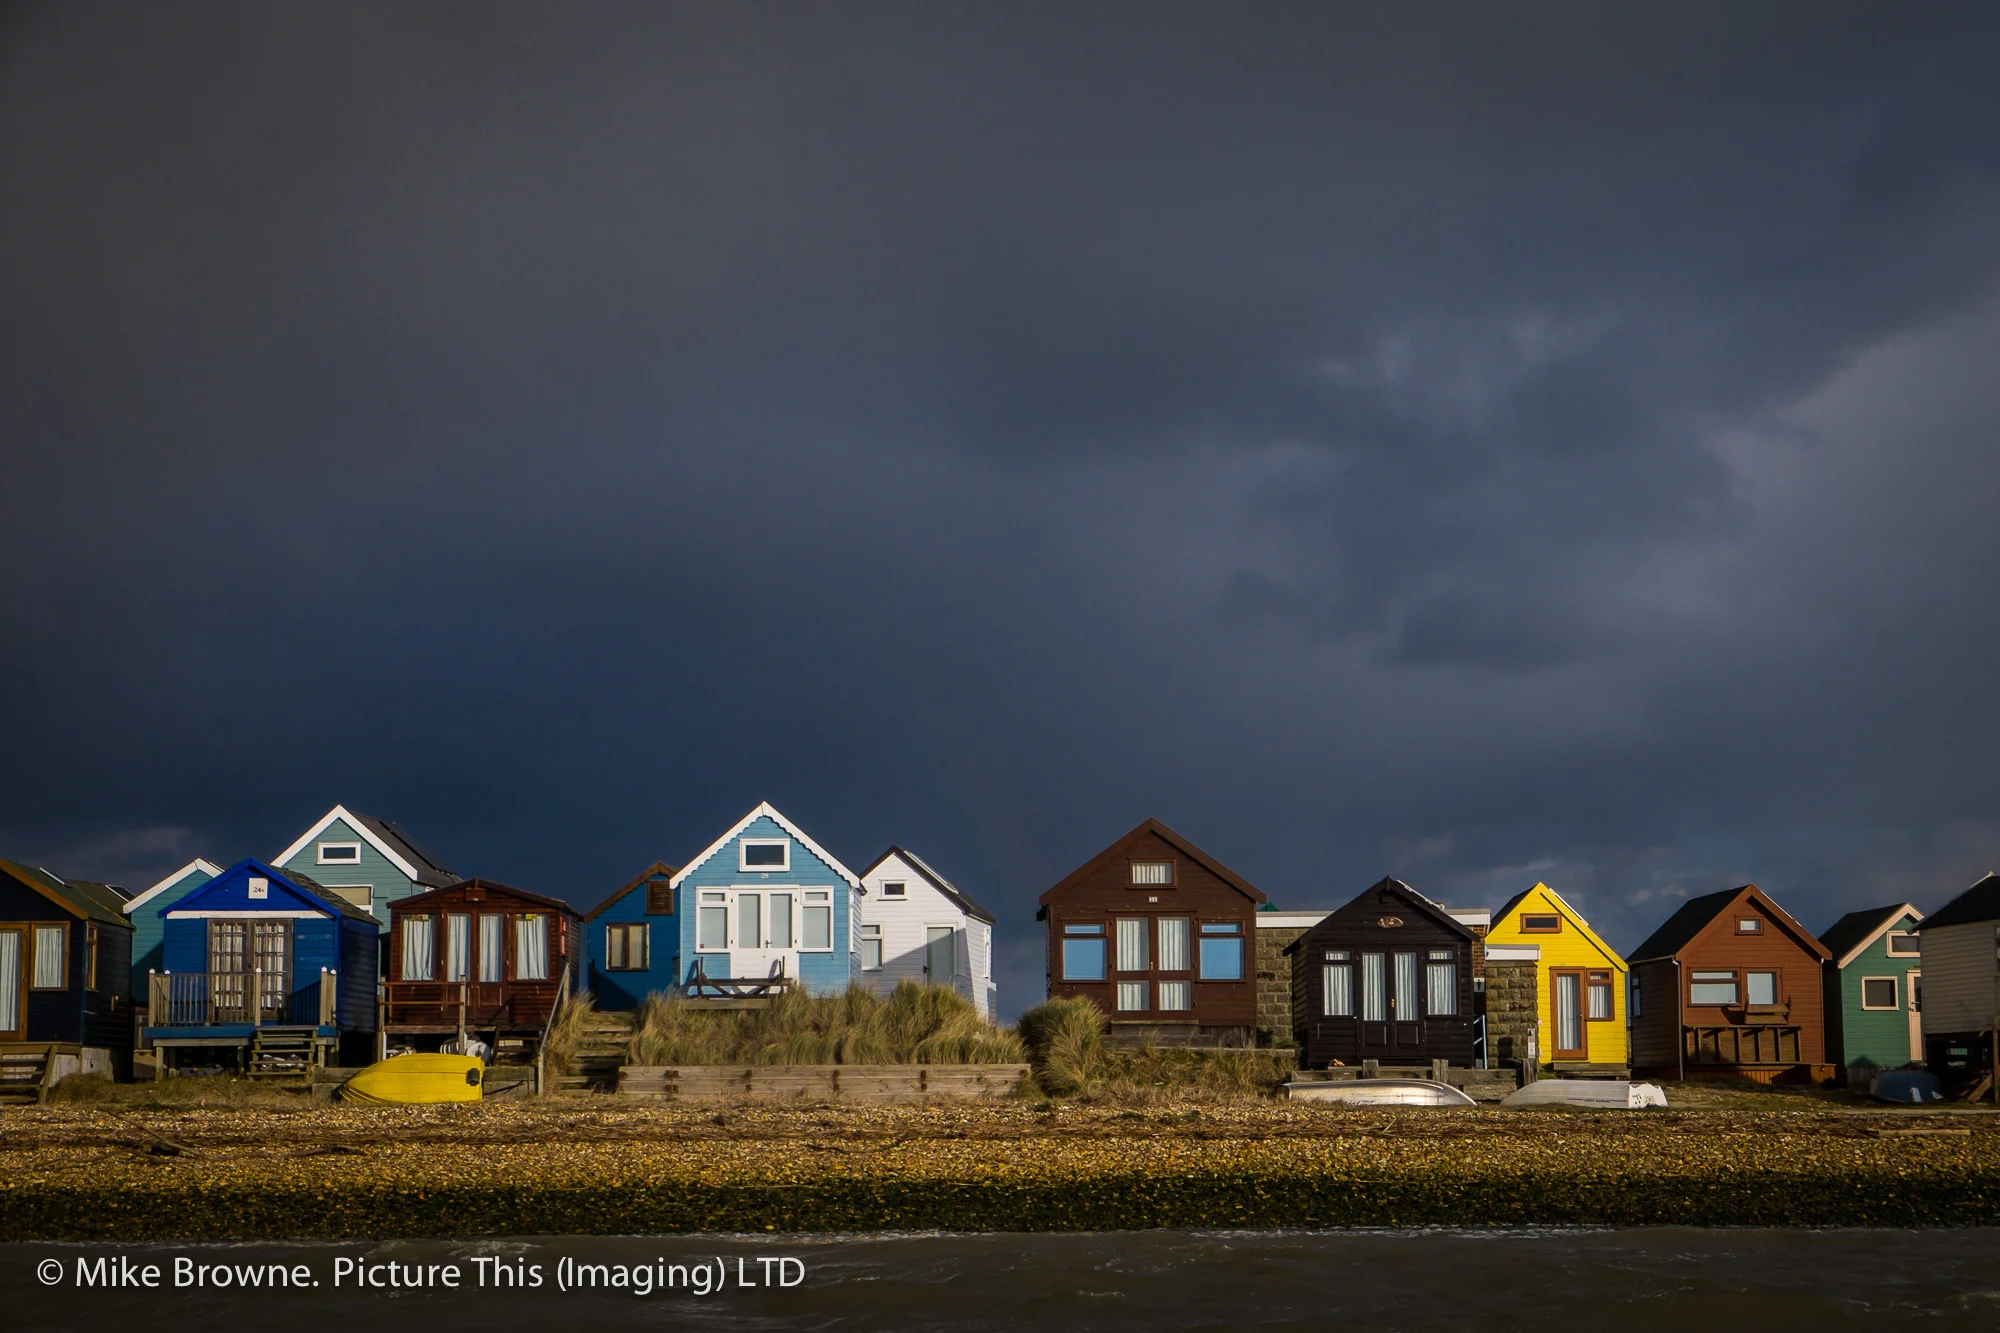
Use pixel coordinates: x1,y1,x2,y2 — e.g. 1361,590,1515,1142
858,846,999,1020
1628,884,1833,1082
1913,873,2000,1092
383,879,582,1055
1037,818,1265,1045
0,858,133,1099
121,858,222,995
584,861,680,1012
1485,882,1629,1074
1819,903,1924,1078
144,858,378,1074
1284,877,1477,1070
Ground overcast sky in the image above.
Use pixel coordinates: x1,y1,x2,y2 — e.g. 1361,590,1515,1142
5,4,1999,1013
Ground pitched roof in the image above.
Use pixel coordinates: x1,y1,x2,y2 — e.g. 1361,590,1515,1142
0,858,132,926
1628,884,1830,964
1491,881,1628,969
1922,873,2000,931
1819,903,1923,968
398,877,581,917
171,859,380,925
859,846,996,924
668,802,862,890
1282,877,1473,955
1038,817,1268,909
123,858,225,916
273,804,458,887
585,861,680,920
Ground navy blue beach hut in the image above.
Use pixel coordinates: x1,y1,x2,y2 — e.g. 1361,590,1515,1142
585,861,681,1011
143,858,379,1076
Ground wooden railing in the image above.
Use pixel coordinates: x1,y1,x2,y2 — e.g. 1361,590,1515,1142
535,966,571,1098
1684,1023,1803,1067
147,969,336,1028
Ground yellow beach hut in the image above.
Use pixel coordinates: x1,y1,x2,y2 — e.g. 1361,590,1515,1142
1486,883,1629,1072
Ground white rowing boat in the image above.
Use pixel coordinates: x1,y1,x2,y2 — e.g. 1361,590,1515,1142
1284,1079,1477,1107
1500,1079,1667,1109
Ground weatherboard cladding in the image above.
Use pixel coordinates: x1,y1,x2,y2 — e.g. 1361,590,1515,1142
0,859,134,1048
274,814,440,929
857,848,996,1019
1484,883,1629,1069
1820,905,1922,1070
126,861,220,993
1285,878,1477,1069
586,862,680,1011
676,810,861,995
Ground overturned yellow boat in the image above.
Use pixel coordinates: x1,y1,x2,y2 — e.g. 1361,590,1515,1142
340,1053,484,1105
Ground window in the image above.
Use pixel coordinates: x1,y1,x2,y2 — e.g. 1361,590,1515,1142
1323,959,1354,1017
444,914,471,982
1885,931,1919,957
31,923,65,989
860,923,883,970
1394,952,1419,1018
1689,970,1738,1005
1157,918,1190,972
85,924,99,992
1736,916,1762,935
1860,976,1899,1010
1062,923,1106,981
1116,981,1148,1011
645,878,674,915
1115,918,1148,972
478,914,504,982
1521,913,1561,934
739,839,789,871
401,916,434,982
606,923,649,971
802,891,832,951
881,882,907,898
317,842,362,865
1158,980,1191,1011
1746,971,1778,1006
768,893,794,949
698,893,728,951
325,885,373,912
1361,953,1387,1022
1630,975,1642,1019
1587,970,1613,1020
516,914,550,981
1131,861,1174,886
1425,949,1457,1017
736,894,761,948
1198,922,1244,980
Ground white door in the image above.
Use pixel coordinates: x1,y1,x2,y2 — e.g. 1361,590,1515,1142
0,928,22,1039
1908,970,1923,1064
925,926,956,989
728,889,796,981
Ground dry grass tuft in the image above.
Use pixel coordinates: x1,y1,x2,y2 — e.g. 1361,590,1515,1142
539,992,600,1075
628,982,1026,1066
1016,997,1109,1096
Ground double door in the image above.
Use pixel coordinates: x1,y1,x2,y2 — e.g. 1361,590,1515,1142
728,889,797,980
1357,951,1427,1059
209,920,290,1022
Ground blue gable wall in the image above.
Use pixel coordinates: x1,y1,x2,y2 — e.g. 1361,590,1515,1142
273,816,420,930
587,876,680,1011
129,864,217,989
677,811,861,996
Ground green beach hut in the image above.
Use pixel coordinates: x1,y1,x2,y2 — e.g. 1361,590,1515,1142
1820,903,1925,1077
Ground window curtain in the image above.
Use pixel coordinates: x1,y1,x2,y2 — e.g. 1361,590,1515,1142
1555,972,1583,1053
401,916,434,982
478,914,504,982
32,925,64,989
1323,963,1353,1017
0,932,19,1030
1393,953,1419,1019
1156,918,1190,972
1425,961,1457,1016
1116,981,1148,1011
1115,919,1148,972
516,914,549,981
444,914,471,982
1157,980,1190,1011
1361,954,1386,1022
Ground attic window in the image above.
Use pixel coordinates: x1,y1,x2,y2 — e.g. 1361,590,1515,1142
645,878,674,915
1885,931,1919,957
317,842,362,866
1131,861,1174,886
1736,917,1762,935
882,882,907,898
740,839,789,872
1520,914,1561,934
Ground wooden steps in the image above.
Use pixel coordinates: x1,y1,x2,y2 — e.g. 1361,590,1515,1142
556,1014,633,1093
0,1044,58,1105
247,1028,322,1078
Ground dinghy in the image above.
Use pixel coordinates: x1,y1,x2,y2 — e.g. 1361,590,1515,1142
1285,1079,1476,1107
340,1052,484,1105
1871,1070,1945,1104
1500,1079,1667,1109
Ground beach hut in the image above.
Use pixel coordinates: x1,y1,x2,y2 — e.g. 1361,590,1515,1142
584,861,681,1011
120,858,222,994
0,858,133,1098
674,802,864,998
858,847,998,1019
1628,884,1833,1082
1913,873,2000,1091
383,879,582,1053
1819,903,1924,1078
1037,818,1265,1045
271,804,459,927
1485,882,1629,1073
1284,877,1477,1069
144,859,378,1074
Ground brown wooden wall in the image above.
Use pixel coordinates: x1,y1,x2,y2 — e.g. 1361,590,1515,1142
1631,893,1829,1073
385,882,581,1033
1042,828,1259,1029
1288,882,1477,1069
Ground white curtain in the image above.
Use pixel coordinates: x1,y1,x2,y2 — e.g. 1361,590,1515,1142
0,931,19,1031
478,914,504,982
1116,981,1148,1011
1394,953,1419,1019
1116,918,1148,972
1156,918,1190,972
1555,972,1583,1053
1323,963,1353,1017
445,914,471,982
1157,980,1191,1011
1361,954,1386,1022
32,925,64,989
516,914,549,981
401,916,434,982
1425,961,1457,1016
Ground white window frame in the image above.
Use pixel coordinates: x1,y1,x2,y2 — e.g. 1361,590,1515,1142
1884,931,1920,957
1859,975,1899,1011
1130,861,1174,886
860,922,883,971
739,838,790,872
880,881,907,898
324,885,374,912
800,889,834,952
316,841,363,866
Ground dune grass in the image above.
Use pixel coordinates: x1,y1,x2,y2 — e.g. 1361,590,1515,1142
1013,997,1291,1102
627,981,1027,1066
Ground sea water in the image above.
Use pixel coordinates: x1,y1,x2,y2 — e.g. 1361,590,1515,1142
8,1228,2000,1330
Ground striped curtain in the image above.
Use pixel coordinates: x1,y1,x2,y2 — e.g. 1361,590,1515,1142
1116,918,1148,972
1156,918,1190,972
516,914,549,981
444,914,471,982
1425,960,1456,1016
478,914,504,982
401,916,434,981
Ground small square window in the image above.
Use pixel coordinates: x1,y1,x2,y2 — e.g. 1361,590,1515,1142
645,879,675,915
1746,971,1778,1005
317,842,362,865
882,882,907,898
1736,917,1762,934
1131,861,1175,886
740,839,789,871
1520,914,1561,933
1860,977,1899,1010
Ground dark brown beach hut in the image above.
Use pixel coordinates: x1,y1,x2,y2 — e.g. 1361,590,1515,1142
1037,818,1265,1044
383,878,581,1052
1284,877,1478,1069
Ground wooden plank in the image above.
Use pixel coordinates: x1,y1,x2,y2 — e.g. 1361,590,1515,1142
617,1063,1029,1100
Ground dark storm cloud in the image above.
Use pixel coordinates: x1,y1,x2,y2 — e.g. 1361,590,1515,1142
5,3,2000,1009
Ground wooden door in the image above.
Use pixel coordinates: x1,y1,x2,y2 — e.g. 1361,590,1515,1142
925,926,956,987
252,921,289,1020
1390,951,1425,1057
209,921,248,1021
1359,952,1391,1058
0,927,22,1040
1551,970,1586,1060
1908,970,1923,1065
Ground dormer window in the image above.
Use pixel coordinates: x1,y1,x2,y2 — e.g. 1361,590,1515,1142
739,839,789,872
1131,861,1174,887
882,882,907,898
645,876,674,915
317,842,362,865
1885,930,1919,956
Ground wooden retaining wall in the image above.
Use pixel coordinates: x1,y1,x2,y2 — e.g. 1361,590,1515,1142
618,1064,1029,1101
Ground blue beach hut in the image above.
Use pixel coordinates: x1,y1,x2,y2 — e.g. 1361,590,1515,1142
585,861,681,1011
674,803,863,996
